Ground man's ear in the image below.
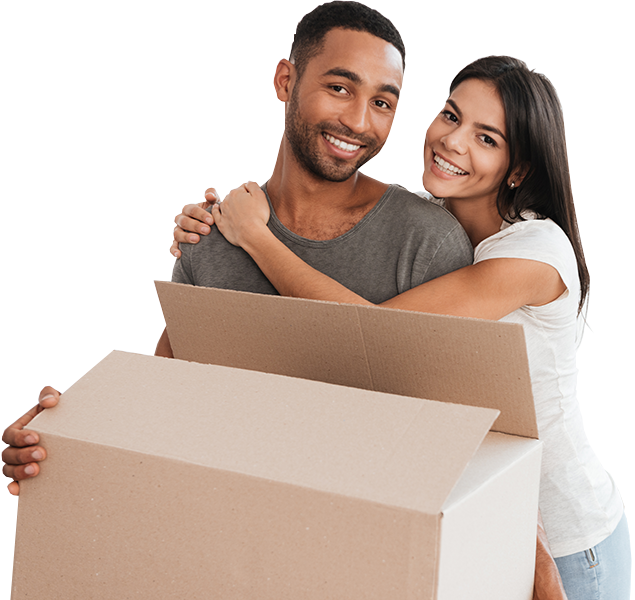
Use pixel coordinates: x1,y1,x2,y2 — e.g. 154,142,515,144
508,162,530,189
274,59,296,102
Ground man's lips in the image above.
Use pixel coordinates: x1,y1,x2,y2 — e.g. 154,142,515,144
322,132,363,153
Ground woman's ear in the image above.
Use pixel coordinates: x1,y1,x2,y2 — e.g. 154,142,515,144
274,59,296,103
508,162,530,189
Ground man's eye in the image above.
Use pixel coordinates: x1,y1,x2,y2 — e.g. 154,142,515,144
374,100,389,109
331,85,347,93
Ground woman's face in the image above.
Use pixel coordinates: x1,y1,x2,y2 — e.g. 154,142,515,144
422,78,510,207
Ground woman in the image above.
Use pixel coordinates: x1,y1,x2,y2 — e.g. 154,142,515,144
173,57,630,599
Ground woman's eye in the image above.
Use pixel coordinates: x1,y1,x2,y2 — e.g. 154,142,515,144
441,110,458,123
480,134,497,147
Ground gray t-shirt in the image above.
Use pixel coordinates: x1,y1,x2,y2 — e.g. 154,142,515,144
173,184,473,303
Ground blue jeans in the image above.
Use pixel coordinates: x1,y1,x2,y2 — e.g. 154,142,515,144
554,513,631,600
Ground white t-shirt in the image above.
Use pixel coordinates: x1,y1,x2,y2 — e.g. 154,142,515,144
474,214,623,557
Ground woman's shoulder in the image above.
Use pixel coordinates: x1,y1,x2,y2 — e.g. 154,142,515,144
476,214,579,291
486,214,571,250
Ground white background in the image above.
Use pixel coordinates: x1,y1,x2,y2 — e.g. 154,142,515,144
1,0,633,595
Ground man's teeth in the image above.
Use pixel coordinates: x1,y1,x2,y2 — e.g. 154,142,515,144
434,155,467,175
324,133,360,152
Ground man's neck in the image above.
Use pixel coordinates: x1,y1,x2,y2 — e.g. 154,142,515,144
266,137,389,240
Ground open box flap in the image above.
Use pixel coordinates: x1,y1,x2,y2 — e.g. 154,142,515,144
156,282,538,439
31,351,498,513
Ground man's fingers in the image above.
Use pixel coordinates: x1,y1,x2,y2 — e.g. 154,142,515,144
38,386,60,409
2,406,42,446
3,461,40,481
2,386,59,446
2,386,57,494
2,444,47,467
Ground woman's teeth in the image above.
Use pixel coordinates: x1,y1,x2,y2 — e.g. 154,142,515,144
324,133,360,152
434,154,467,175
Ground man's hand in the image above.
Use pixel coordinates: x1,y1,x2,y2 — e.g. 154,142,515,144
533,513,568,600
171,188,220,258
2,387,60,496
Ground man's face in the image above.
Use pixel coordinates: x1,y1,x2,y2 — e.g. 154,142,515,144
285,28,403,182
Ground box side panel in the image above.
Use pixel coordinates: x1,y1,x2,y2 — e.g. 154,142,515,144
355,306,538,438
156,283,538,440
12,436,440,600
436,440,542,600
156,282,374,390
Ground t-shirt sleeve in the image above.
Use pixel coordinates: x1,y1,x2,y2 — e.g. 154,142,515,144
417,221,474,283
474,219,578,292
171,243,195,285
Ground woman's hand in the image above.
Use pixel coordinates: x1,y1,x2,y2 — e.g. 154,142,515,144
533,512,568,599
170,188,220,258
212,182,271,248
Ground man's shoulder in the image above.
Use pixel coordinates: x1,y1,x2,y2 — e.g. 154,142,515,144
384,185,457,218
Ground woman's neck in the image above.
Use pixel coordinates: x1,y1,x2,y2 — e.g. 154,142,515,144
444,197,504,248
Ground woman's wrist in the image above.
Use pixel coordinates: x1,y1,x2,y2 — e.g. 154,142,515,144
240,221,276,257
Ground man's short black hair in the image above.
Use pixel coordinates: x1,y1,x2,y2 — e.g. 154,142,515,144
289,1,405,79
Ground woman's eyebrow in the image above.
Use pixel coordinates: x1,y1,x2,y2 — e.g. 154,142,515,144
447,98,463,119
477,122,507,142
447,97,506,142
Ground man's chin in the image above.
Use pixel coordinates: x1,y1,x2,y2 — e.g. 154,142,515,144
315,167,359,183
308,151,379,183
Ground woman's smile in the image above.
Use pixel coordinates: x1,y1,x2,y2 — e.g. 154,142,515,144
431,151,469,177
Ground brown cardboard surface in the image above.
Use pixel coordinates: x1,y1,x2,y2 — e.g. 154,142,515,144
13,283,543,599
12,351,508,600
156,282,538,438
14,434,441,599
25,351,499,513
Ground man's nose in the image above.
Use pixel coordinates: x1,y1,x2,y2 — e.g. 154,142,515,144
339,97,371,134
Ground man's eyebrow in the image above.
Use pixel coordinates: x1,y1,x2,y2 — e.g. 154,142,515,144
323,68,400,99
447,98,506,142
324,68,362,83
379,83,400,99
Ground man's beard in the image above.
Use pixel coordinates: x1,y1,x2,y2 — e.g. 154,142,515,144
284,89,382,183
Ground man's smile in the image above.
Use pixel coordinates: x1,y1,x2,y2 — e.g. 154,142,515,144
322,132,362,153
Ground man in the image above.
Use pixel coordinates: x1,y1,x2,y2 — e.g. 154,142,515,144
4,0,470,493
153,1,472,357
0,3,566,597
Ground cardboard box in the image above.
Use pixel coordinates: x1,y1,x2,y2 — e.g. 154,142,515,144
12,284,542,599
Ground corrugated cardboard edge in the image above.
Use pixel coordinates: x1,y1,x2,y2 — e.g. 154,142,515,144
156,282,538,439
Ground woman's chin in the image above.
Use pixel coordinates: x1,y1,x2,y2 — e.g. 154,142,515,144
422,172,443,198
